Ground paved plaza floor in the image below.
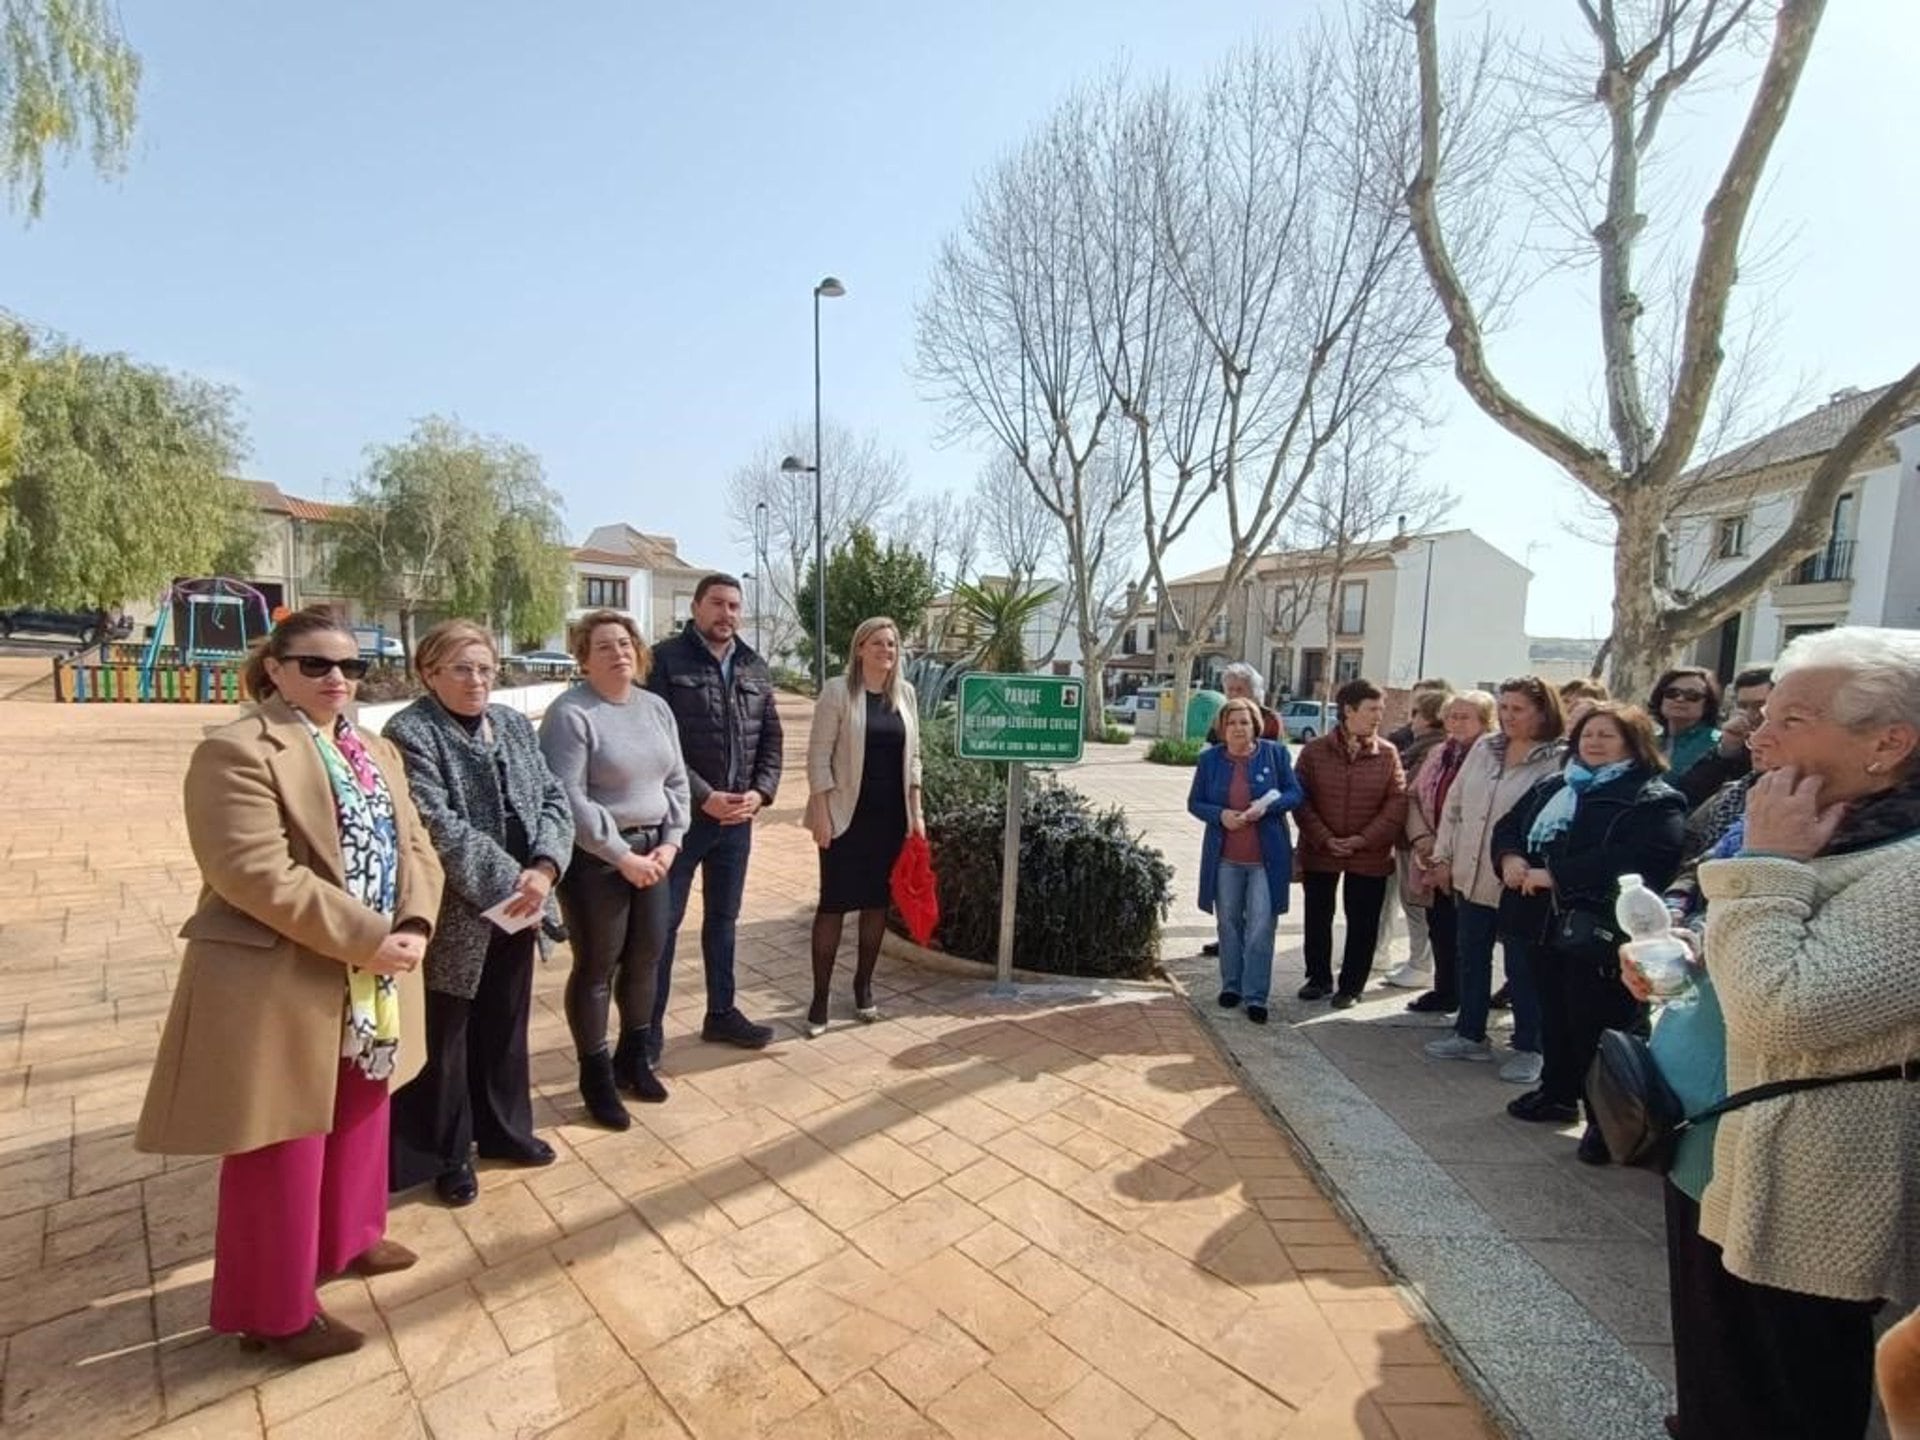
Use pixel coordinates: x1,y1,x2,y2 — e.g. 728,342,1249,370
0,699,1493,1440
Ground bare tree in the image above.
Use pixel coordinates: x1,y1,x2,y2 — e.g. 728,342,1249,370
1297,430,1455,678
891,487,980,594
1406,0,1920,696
972,455,1058,584
1129,20,1466,730
918,23,1472,730
723,420,908,660
916,77,1144,731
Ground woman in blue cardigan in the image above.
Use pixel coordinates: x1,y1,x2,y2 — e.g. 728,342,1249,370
1188,697,1304,1024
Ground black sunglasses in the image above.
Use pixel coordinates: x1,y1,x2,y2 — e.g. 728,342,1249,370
1661,686,1709,702
283,654,370,680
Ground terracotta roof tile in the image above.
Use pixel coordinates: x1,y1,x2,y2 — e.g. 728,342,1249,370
1689,382,1917,483
573,547,642,566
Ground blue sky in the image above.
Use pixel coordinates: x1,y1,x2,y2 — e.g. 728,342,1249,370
3,0,1913,638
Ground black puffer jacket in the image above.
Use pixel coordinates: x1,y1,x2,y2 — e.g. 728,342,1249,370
646,623,784,805
1492,765,1688,919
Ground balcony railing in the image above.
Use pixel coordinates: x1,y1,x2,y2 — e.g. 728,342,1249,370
1791,538,1855,585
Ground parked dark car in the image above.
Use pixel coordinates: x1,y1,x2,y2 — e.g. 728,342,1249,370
0,607,131,645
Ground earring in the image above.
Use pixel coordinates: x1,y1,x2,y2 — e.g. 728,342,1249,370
1867,761,1884,774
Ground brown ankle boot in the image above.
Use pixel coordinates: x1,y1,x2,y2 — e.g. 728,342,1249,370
346,1239,417,1276
240,1311,364,1364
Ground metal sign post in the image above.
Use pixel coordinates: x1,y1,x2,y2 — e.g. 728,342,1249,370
993,762,1025,995
955,675,1087,995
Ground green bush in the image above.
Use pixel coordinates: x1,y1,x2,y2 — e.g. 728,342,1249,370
770,664,814,695
927,785,1171,979
1089,724,1133,745
918,717,1005,822
1146,736,1204,766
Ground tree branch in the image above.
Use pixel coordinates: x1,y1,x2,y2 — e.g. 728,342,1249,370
1405,0,1620,497
1642,0,1825,487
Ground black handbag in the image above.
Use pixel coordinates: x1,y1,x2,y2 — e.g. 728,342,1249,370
1585,1029,1919,1172
1548,905,1622,955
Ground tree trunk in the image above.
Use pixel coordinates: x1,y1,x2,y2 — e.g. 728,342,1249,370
1605,495,1683,703
1167,639,1200,739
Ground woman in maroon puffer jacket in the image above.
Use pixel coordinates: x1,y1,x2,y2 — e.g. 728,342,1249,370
1293,678,1409,1007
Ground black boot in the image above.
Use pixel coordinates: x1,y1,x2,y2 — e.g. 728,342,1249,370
578,1049,631,1131
611,1029,669,1104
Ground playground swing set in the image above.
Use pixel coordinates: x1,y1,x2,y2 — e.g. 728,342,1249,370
53,578,273,704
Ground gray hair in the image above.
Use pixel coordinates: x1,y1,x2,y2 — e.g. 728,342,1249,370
1220,662,1265,703
1772,626,1920,730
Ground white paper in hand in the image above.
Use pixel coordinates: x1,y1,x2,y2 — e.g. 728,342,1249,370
480,894,543,935
1247,789,1284,817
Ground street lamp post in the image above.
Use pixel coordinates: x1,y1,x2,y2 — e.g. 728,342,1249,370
785,276,844,691
741,571,758,655
752,500,769,658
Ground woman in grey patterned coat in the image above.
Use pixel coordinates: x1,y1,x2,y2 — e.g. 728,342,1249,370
384,620,573,1207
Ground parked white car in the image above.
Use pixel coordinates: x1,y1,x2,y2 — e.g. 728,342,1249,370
1279,699,1335,742
1129,687,1171,738
505,650,578,676
351,628,406,663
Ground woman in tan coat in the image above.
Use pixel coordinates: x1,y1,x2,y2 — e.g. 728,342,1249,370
135,608,444,1364
804,616,923,1036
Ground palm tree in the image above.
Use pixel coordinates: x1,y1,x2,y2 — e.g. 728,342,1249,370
950,578,1060,673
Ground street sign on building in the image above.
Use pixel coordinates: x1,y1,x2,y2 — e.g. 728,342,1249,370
955,674,1086,764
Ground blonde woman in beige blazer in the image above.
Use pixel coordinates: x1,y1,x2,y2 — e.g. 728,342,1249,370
804,616,923,1035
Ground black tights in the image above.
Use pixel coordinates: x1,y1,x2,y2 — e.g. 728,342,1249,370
809,909,885,1022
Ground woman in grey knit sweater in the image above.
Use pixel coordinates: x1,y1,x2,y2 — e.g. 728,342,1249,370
384,620,574,1206
1673,626,1920,1438
537,610,689,1129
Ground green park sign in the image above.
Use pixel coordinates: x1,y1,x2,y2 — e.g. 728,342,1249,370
956,674,1086,765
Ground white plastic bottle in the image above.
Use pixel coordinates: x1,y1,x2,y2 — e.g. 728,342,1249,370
1616,873,1697,1008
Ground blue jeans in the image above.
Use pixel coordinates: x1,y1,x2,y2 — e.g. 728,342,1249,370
650,815,753,1041
1452,899,1540,1051
1214,862,1276,1008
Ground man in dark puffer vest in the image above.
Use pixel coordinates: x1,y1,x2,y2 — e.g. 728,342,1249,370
645,574,784,1056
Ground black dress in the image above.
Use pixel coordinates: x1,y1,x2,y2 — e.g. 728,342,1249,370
817,691,908,914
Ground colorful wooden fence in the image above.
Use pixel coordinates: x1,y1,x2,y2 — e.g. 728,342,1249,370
52,645,250,704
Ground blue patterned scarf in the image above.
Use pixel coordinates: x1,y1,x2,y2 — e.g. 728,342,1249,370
1528,760,1635,852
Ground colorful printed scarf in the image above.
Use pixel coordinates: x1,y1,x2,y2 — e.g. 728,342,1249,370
1415,739,1467,825
305,714,403,1079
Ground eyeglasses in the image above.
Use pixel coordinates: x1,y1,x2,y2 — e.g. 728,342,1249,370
284,655,370,680
1661,687,1709,702
442,663,497,682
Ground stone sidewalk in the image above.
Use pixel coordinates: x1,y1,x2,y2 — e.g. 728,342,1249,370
0,699,1494,1440
1059,738,1898,1440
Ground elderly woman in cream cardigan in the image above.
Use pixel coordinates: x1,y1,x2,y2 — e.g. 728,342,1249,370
1649,626,1920,1440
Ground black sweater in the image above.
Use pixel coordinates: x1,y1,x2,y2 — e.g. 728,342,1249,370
1491,765,1688,916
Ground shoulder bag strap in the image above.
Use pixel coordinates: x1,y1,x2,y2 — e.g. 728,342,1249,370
1677,1058,1918,1134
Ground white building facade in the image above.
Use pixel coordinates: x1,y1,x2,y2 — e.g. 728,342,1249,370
1157,529,1532,699
1668,387,1920,678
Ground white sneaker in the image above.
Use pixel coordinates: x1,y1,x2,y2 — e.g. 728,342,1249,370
1424,1035,1493,1062
1382,963,1433,990
1498,1050,1543,1085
